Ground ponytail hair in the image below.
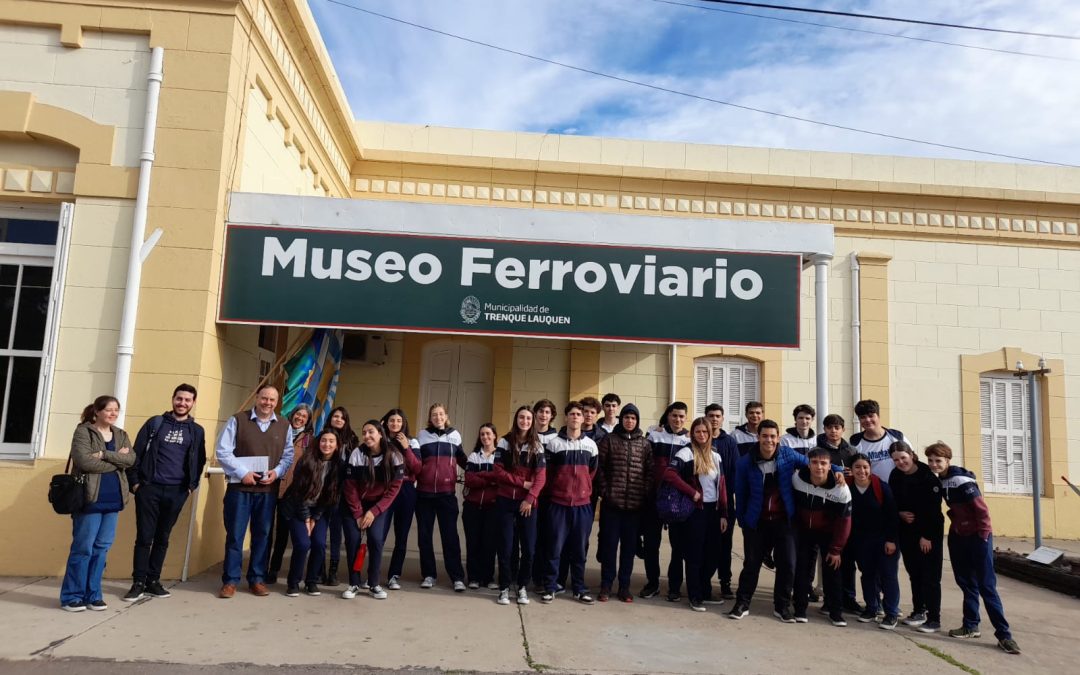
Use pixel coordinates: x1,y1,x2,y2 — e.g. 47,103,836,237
80,395,119,426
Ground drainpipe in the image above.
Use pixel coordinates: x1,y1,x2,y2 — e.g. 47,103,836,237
669,344,677,404
114,46,165,426
811,254,832,433
850,253,862,431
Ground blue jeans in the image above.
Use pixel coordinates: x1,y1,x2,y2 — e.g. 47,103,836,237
222,488,276,586
61,511,119,604
949,533,1012,640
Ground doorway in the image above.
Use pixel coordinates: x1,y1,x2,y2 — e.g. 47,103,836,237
419,340,493,441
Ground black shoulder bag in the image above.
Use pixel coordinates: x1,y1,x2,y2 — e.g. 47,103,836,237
48,457,87,515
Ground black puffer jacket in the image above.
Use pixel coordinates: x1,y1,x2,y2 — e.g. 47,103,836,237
596,404,653,511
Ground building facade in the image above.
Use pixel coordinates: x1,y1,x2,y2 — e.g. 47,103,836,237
1,0,1077,578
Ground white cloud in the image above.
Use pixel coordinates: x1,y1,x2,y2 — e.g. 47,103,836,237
313,0,1080,164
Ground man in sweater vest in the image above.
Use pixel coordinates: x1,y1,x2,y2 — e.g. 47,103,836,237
215,384,294,598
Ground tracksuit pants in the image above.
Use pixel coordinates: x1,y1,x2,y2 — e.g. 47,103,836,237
736,518,796,611
342,501,393,588
598,504,640,592
715,504,735,588
899,527,943,621
544,502,594,594
287,512,329,587
670,503,719,605
532,498,550,589
639,504,663,587
794,529,842,617
387,480,418,580
415,493,465,583
852,535,901,617
462,501,499,586
949,533,1012,640
497,496,538,590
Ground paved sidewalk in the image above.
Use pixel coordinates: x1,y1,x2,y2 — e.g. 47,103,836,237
1,533,1076,674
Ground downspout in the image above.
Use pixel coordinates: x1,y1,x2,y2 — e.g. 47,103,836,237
114,46,165,426
850,253,862,432
669,344,677,404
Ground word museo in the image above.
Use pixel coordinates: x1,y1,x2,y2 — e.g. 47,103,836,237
261,237,766,299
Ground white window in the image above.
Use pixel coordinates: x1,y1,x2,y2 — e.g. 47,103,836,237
980,373,1039,495
694,358,760,432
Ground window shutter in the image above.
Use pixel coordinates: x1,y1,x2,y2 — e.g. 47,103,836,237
979,380,993,487
695,365,709,416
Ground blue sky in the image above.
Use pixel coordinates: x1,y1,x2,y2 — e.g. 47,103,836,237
310,0,1080,165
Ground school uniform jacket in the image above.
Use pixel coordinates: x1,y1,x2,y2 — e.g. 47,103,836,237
731,424,757,456
735,444,842,529
662,446,728,519
462,449,500,508
544,431,598,507
781,427,817,455
391,436,422,484
792,467,852,556
415,426,463,495
647,426,691,487
938,465,993,539
494,437,547,505
342,447,405,520
850,427,906,482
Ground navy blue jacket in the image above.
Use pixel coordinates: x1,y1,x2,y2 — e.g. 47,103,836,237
734,444,808,529
126,412,207,492
712,431,738,512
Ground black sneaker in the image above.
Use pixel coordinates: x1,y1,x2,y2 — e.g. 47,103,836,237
666,591,682,603
575,592,595,605
690,601,706,612
122,581,146,602
902,611,927,627
773,607,796,623
720,584,735,600
727,602,749,620
61,601,86,612
807,589,821,603
87,600,107,611
638,582,660,599
998,638,1021,655
304,582,321,596
794,610,808,623
145,580,171,598
539,592,554,604
830,614,848,627
842,598,865,614
285,584,300,597
880,614,899,630
857,608,878,623
917,620,941,634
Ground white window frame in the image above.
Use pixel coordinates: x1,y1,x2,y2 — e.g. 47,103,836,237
979,372,1040,495
0,202,67,460
694,357,760,433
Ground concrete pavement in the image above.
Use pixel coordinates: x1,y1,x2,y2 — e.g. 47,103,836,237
1,533,1076,674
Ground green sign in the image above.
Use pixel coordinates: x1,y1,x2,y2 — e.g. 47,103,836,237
219,225,801,347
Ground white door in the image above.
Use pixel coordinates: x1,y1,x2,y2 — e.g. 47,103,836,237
420,341,493,444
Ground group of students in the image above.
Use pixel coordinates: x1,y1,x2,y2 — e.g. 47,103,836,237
56,385,1019,656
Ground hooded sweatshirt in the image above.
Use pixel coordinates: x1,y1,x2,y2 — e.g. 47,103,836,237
781,426,817,455
816,433,856,468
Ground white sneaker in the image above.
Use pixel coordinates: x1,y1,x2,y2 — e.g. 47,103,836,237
468,581,480,590
497,589,511,605
487,582,500,590
387,576,401,591
341,585,361,599
517,588,530,605
371,585,388,600
420,577,435,589
453,580,467,593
